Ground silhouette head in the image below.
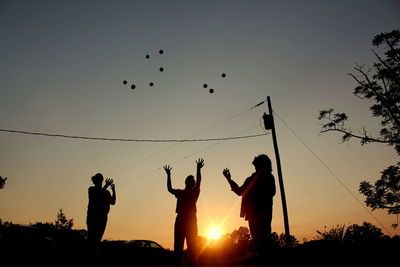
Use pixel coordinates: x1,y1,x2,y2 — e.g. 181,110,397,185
185,175,195,189
252,154,272,172
91,173,104,186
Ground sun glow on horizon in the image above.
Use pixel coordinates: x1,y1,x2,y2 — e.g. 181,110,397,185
206,226,223,240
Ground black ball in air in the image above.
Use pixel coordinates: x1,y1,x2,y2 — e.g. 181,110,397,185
149,82,154,86
123,80,127,85
221,73,226,78
159,50,164,54
159,67,164,72
203,84,208,88
209,89,214,94
131,84,136,89
146,55,150,59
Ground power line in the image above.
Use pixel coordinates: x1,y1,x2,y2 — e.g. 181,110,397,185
272,110,393,235
108,98,267,175
0,128,267,142
0,99,267,144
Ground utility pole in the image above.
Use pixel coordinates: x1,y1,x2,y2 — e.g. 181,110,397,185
263,96,290,241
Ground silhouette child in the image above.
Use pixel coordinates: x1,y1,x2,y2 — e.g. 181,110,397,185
223,154,276,257
86,173,116,246
164,158,204,267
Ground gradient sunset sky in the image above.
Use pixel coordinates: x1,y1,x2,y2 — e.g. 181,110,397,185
1,0,399,249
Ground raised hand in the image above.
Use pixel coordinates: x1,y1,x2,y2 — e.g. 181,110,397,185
223,168,231,180
163,165,172,175
105,178,113,186
196,158,204,169
0,176,7,189
110,183,115,190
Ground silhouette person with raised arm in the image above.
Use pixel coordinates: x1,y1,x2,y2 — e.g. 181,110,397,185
86,173,116,247
164,158,204,267
0,176,7,189
223,154,275,261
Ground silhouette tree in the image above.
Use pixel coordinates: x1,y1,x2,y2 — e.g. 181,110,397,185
316,222,386,242
230,226,251,244
359,164,400,226
0,218,12,227
0,176,7,189
343,222,384,242
31,209,74,234
316,225,346,241
277,232,299,248
318,29,400,226
54,208,73,230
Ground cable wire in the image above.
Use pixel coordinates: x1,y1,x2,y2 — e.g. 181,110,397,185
272,110,393,235
0,99,267,143
108,98,268,175
0,128,267,142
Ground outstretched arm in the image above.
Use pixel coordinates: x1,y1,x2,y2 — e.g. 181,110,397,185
223,168,244,196
110,183,116,205
195,158,204,190
164,165,177,195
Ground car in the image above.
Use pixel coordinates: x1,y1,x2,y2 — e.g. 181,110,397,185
101,239,174,265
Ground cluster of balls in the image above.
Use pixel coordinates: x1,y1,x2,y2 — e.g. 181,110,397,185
203,73,226,94
123,50,165,89
122,49,226,94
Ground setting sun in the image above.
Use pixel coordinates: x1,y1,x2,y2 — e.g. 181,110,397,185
207,226,223,240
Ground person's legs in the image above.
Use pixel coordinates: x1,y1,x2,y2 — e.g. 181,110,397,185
87,216,98,246
87,215,107,245
96,216,108,242
186,217,198,267
249,218,265,253
264,208,273,248
248,212,272,266
87,215,107,266
174,216,185,267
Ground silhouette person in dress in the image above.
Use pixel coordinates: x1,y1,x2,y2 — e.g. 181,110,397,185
223,154,275,259
164,158,204,267
86,173,116,247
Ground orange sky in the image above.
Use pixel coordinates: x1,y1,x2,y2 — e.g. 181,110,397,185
0,1,399,249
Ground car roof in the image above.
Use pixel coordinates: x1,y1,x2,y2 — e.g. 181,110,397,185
125,240,163,247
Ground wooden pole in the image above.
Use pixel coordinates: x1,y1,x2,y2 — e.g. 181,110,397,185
265,96,291,240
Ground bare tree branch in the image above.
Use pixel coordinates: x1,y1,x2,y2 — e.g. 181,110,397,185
320,128,391,144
